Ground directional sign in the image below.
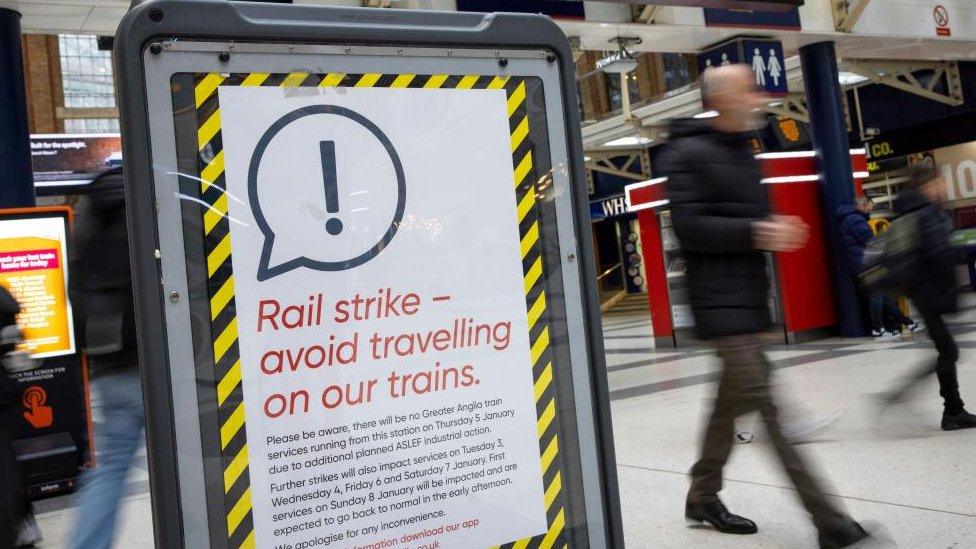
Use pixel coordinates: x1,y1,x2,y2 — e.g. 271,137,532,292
743,39,787,95
696,41,740,76
698,38,788,96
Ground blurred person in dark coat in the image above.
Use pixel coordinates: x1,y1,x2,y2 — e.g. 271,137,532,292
881,158,976,431
69,166,145,549
835,196,919,340
665,64,874,548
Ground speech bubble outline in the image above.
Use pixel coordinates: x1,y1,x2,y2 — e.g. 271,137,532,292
247,104,406,281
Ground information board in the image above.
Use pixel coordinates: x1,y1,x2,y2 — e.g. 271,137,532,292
0,207,92,496
115,2,621,548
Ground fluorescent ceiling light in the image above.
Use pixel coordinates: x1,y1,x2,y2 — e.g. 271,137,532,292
694,110,718,119
603,136,652,147
838,71,869,86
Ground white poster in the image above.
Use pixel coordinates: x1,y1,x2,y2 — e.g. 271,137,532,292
218,85,548,548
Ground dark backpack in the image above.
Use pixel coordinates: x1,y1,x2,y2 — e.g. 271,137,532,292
858,211,922,292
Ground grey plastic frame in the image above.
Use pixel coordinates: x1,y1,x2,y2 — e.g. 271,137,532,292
114,1,622,547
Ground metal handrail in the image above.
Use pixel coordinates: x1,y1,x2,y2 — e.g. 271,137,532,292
596,262,623,283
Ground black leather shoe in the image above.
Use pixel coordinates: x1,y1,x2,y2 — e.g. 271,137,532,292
818,519,870,549
685,500,758,534
942,409,976,431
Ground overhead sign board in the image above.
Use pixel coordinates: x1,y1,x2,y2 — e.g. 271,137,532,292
115,1,621,548
698,38,788,95
703,7,801,29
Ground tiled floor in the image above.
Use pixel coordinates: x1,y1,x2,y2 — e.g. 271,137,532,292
604,300,976,548
32,301,976,548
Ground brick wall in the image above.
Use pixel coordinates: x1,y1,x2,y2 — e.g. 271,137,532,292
21,34,64,134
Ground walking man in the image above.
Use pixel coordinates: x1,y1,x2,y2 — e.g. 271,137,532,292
882,158,976,430
665,64,873,548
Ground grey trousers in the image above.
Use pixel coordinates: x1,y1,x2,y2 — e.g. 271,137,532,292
688,334,848,533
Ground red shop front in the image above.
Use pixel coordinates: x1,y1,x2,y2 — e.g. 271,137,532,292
625,150,868,347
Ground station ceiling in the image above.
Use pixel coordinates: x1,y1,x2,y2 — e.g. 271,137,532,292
3,0,976,62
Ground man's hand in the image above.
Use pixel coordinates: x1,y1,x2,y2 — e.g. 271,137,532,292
753,215,809,252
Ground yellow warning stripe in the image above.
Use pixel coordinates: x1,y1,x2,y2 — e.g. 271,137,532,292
512,538,530,549
527,292,547,329
514,151,534,186
507,81,526,116
540,435,559,472
204,193,229,235
424,74,449,89
537,399,556,439
226,487,252,536
524,257,543,294
216,359,242,407
208,234,231,277
539,509,566,549
319,73,345,87
544,472,562,510
210,275,235,321
534,361,553,401
241,73,269,87
488,76,509,89
221,402,246,450
531,327,550,365
520,222,539,259
240,532,255,549
356,73,382,87
516,189,536,224
224,444,249,493
457,74,479,89
510,116,529,152
195,73,224,108
214,318,238,363
198,109,222,151
280,72,308,87
391,74,416,88
201,150,225,184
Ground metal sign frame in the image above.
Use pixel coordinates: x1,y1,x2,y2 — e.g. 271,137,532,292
115,1,622,547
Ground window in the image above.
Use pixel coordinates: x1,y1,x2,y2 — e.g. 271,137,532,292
58,34,117,133
605,72,641,112
662,53,694,92
64,118,120,133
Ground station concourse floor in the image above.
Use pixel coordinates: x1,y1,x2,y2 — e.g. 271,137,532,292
32,297,976,548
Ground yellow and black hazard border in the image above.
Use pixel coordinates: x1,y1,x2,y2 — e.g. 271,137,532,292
192,72,570,549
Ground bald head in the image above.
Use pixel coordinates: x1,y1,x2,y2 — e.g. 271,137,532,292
700,64,768,131
702,64,753,105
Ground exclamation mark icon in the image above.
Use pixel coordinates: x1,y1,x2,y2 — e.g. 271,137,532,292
320,140,343,235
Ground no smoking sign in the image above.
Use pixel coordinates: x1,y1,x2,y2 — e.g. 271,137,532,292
934,5,951,36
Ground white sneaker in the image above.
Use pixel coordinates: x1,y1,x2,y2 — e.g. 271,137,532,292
905,321,925,334
872,329,900,342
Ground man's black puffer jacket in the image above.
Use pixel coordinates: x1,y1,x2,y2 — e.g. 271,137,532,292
663,119,771,338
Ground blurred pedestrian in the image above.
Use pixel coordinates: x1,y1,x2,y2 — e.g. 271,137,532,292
836,196,920,340
881,158,976,431
69,166,145,549
666,64,873,548
0,285,27,548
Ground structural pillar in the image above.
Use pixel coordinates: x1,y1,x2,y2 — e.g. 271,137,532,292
0,8,36,208
799,41,862,337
